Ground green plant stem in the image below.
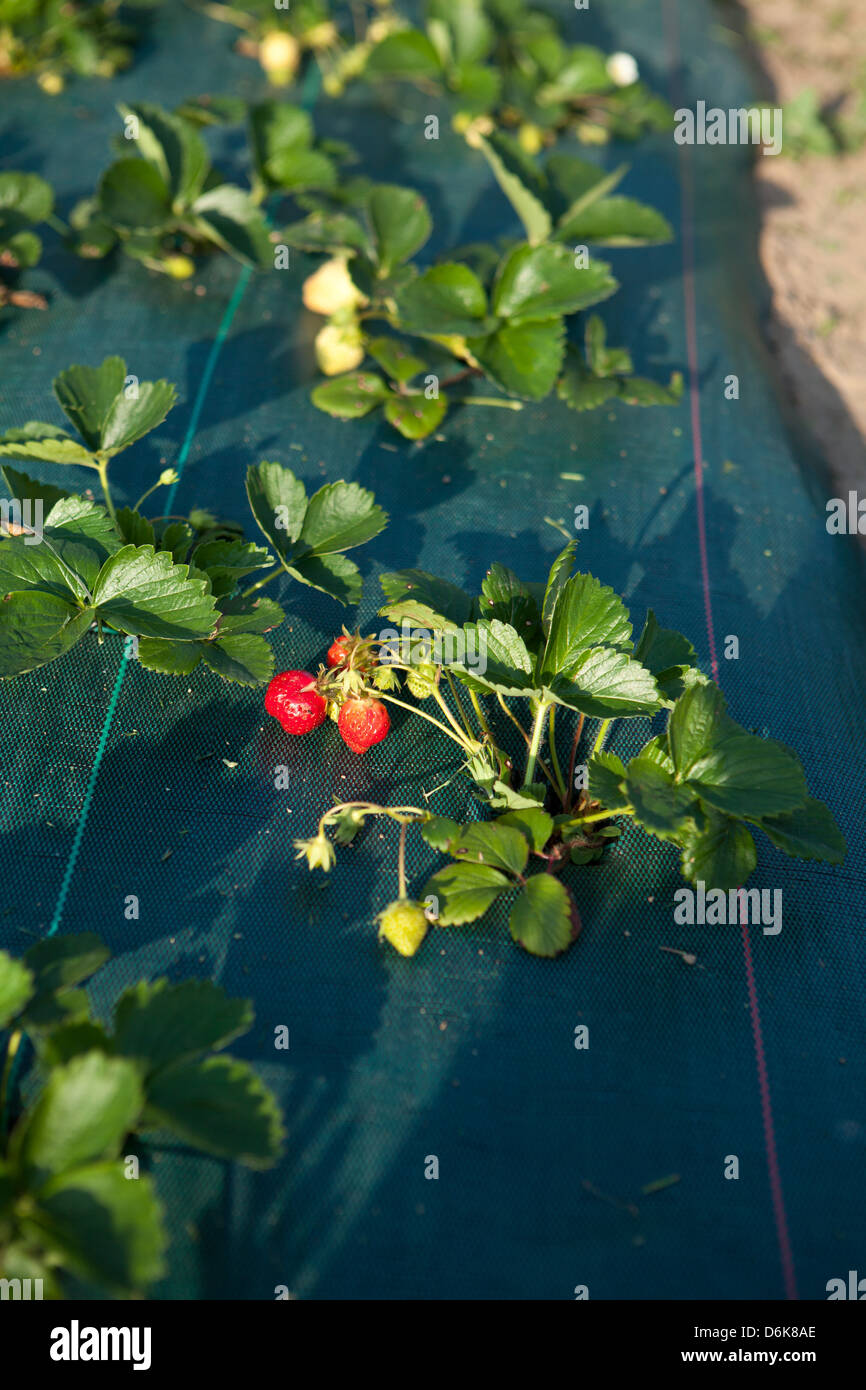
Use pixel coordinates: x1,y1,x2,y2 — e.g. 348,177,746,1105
240,565,282,598
376,692,477,751
187,0,257,31
0,1028,22,1140
592,718,613,756
469,690,491,737
566,712,585,812
547,704,567,805
95,454,116,524
523,700,550,789
397,822,407,899
568,806,634,828
132,478,165,513
444,669,476,739
429,681,474,743
494,692,556,788
453,396,524,410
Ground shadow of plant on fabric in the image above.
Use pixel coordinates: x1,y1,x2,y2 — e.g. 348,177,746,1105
0,933,284,1297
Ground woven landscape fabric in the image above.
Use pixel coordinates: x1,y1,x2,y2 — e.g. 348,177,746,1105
0,0,863,1300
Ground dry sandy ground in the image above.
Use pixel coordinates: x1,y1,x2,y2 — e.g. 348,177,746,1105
726,0,866,494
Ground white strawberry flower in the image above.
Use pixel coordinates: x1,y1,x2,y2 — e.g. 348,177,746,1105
606,51,639,87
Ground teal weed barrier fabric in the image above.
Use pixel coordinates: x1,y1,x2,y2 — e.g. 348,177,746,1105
1,0,864,1300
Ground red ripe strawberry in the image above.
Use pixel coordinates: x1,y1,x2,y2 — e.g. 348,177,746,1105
326,635,352,667
338,697,390,754
265,670,326,735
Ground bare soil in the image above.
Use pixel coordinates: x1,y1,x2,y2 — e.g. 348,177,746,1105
728,0,866,493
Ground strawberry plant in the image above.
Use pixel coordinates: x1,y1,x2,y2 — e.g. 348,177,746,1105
361,0,671,146
0,171,55,311
0,356,387,683
0,0,161,93
0,932,283,1296
185,0,352,89
286,155,680,438
288,544,846,957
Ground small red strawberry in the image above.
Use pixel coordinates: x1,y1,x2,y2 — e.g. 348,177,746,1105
337,697,390,754
265,669,326,735
326,635,352,667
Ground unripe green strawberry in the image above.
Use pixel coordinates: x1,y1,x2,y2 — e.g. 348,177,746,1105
376,898,428,957
405,662,436,699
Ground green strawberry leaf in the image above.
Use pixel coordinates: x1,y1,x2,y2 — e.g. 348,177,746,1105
192,184,273,267
479,561,541,641
365,29,444,79
546,154,628,217
395,263,490,337
10,1053,143,1183
91,545,218,639
429,0,494,64
115,507,156,548
0,465,70,515
0,951,34,1029
475,132,552,245
751,797,846,865
497,808,554,853
668,682,732,778
686,733,808,820
626,753,699,837
367,185,432,274
587,750,630,811
453,821,529,876
509,874,575,956
285,551,364,605
679,812,758,891
0,592,93,678
540,571,633,680
0,534,84,602
113,979,253,1077
144,1054,284,1167
98,159,172,231
366,336,426,384
191,539,272,597
450,618,539,696
119,102,209,208
311,371,389,419
136,637,202,675
383,391,447,439
547,647,660,718
491,242,617,323
100,379,178,456
297,480,387,555
424,860,511,925
34,1163,166,1292
541,540,576,632
245,460,308,556
470,317,565,400
215,594,284,635
0,171,54,223
379,568,474,629
53,356,126,451
200,633,274,685
633,609,697,704
282,210,369,254
41,496,122,592
420,815,462,853
556,194,673,246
